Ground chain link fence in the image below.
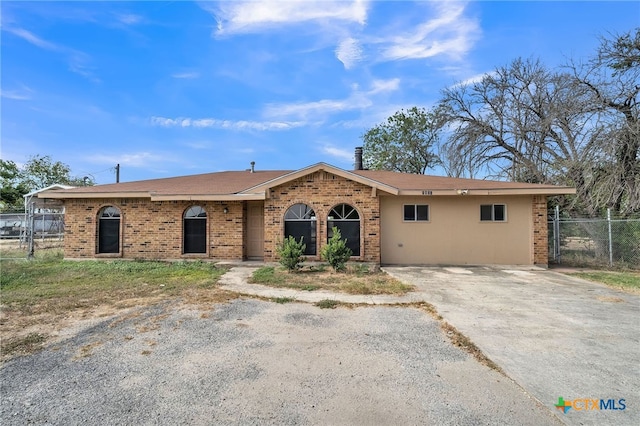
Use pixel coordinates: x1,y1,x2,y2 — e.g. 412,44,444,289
549,210,640,269
0,211,65,260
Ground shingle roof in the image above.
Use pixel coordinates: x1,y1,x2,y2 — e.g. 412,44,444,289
352,170,565,191
56,170,291,195
39,164,575,199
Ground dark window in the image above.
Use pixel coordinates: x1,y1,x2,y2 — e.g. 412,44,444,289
184,206,206,254
404,204,429,222
328,204,360,256
480,204,507,222
284,204,316,255
98,206,120,254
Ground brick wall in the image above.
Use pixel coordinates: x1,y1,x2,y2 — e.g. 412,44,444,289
63,198,244,260
263,171,381,263
531,195,548,266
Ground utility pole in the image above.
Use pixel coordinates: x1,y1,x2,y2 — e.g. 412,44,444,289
116,164,120,183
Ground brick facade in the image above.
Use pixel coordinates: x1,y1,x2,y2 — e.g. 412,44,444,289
62,172,381,263
531,195,548,266
64,198,244,260
61,173,548,266
264,171,381,263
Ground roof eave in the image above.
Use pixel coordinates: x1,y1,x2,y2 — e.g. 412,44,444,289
241,162,400,195
37,191,151,199
396,187,576,196
150,193,265,201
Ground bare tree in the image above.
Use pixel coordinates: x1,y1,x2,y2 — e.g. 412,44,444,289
439,30,639,217
568,28,640,215
440,58,599,183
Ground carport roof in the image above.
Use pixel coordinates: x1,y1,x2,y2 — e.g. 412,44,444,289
38,163,575,201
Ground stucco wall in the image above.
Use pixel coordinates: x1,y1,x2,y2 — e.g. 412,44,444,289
264,171,381,263
379,195,536,265
63,198,244,260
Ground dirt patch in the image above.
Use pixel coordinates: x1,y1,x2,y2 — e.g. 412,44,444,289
0,291,240,363
250,265,414,295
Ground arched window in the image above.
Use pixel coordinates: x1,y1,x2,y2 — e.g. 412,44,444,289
328,204,360,256
98,206,121,254
284,203,316,255
183,206,207,254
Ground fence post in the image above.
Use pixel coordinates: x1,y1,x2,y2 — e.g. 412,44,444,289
607,208,613,267
27,202,35,259
554,205,560,263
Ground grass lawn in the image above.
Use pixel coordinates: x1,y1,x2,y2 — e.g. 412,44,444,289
0,252,232,360
249,265,414,295
570,271,640,293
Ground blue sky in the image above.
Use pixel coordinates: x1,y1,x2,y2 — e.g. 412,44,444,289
2,1,638,184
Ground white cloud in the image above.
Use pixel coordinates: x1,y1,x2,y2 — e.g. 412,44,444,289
321,145,353,162
3,26,99,82
1,85,34,100
150,116,304,131
264,78,400,120
87,152,167,167
264,98,367,121
449,71,497,89
4,27,59,50
116,13,143,25
377,2,480,62
171,71,200,79
335,37,363,69
369,78,400,94
203,0,368,35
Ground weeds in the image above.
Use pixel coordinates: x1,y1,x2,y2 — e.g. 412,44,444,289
569,271,640,293
272,297,295,304
315,299,340,309
2,333,47,358
1,257,229,362
249,265,413,295
251,266,285,285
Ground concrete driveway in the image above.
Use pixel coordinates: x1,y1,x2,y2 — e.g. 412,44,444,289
384,266,640,426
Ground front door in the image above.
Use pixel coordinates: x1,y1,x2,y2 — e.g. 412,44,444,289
246,201,264,259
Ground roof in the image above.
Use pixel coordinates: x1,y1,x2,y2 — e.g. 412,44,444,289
38,163,575,200
24,184,75,198
352,170,575,195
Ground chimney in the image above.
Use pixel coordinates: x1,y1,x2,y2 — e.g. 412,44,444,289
354,147,363,170
250,161,255,173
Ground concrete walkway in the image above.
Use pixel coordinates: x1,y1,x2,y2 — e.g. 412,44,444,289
219,265,640,426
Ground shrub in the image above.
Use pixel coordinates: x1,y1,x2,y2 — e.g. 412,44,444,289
321,227,352,272
276,235,306,271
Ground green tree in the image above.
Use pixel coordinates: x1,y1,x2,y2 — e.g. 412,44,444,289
0,156,92,211
0,160,29,210
21,155,74,190
361,106,442,174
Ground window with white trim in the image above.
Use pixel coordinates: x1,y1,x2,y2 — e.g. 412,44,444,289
284,203,316,255
328,203,360,256
403,204,429,221
480,204,506,222
98,206,121,253
183,206,207,254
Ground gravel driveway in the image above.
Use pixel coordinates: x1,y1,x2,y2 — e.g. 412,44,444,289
1,298,560,425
